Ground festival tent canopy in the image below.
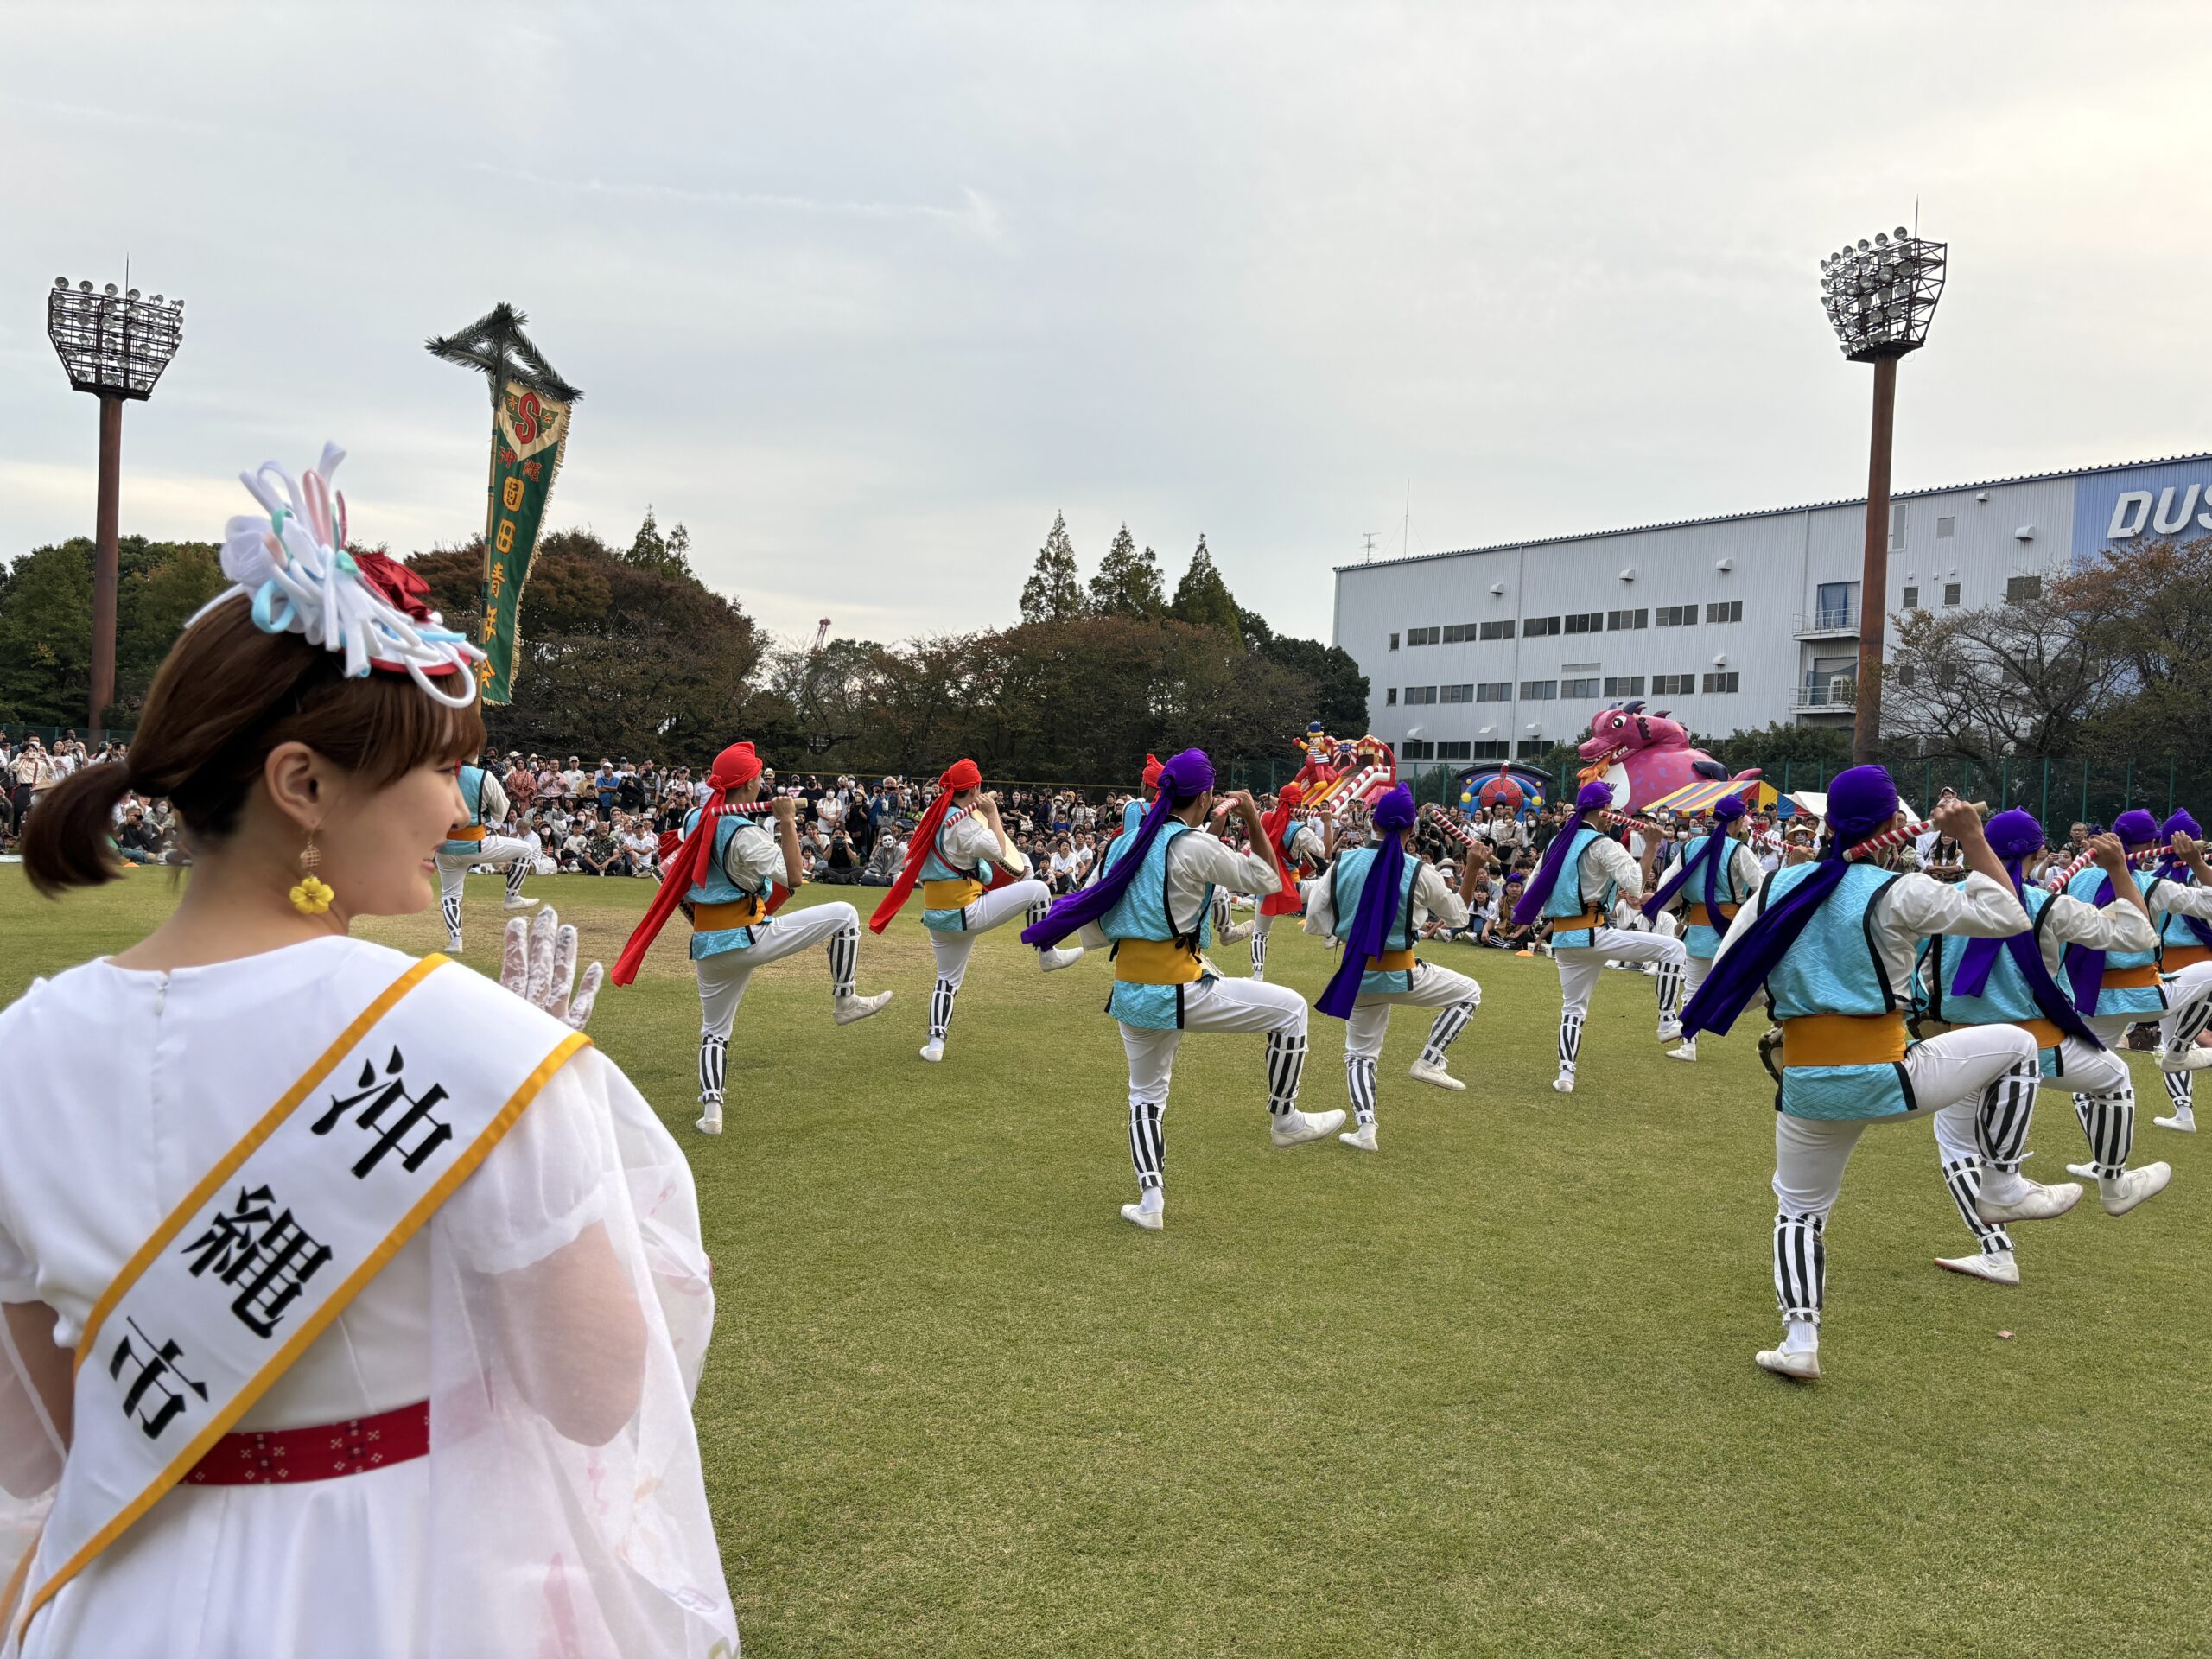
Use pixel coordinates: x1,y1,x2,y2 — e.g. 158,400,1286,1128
1643,777,1779,817
1785,790,1922,825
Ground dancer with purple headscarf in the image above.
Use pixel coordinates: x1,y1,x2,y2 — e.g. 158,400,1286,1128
2150,809,2212,1133
1916,811,2167,1286
1514,780,1687,1095
1306,785,1488,1151
1641,793,1764,1064
1681,769,2072,1382
1023,749,1345,1232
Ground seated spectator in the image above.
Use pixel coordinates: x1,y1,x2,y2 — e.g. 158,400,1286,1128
818,830,862,884
861,834,904,886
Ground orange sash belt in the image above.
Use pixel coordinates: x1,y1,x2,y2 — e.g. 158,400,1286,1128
692,896,765,931
1366,948,1416,972
2101,963,2161,992
2018,1018,2067,1051
1780,1011,1909,1069
1685,902,1738,931
2163,944,2212,972
1553,911,1603,934
447,824,486,843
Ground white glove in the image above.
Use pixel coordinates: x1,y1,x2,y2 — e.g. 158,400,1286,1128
500,906,602,1031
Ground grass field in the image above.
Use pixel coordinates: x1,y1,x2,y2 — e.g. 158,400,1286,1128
5,867,2209,1657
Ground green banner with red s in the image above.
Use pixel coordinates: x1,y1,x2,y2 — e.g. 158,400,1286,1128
476,385,570,705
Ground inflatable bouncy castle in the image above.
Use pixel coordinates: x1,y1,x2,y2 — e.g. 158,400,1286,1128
1287,723,1399,810
1576,700,1759,815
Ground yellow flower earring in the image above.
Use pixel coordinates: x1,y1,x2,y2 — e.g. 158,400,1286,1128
289,830,335,916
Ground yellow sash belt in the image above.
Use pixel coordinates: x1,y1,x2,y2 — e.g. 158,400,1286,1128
1780,1011,1909,1069
693,895,766,931
1685,902,1738,930
2164,944,2212,972
2102,963,2161,992
1114,938,1205,985
1366,948,1417,972
1553,911,1602,934
925,877,986,912
447,824,486,843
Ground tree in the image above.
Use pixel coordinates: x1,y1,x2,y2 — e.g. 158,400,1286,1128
0,537,225,727
1237,607,1370,732
624,506,695,576
2067,535,2212,772
1169,535,1240,633
1693,721,1853,776
1019,512,1086,624
1088,524,1165,619
1884,576,2125,762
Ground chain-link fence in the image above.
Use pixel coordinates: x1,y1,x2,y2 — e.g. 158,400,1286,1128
0,721,136,751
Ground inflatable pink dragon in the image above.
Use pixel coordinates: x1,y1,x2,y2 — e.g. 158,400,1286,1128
1577,700,1760,814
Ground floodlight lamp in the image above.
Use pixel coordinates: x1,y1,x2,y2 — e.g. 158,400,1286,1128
78,280,90,291
1857,238,1870,251
1874,232,1889,246
1894,226,1910,240
53,276,66,289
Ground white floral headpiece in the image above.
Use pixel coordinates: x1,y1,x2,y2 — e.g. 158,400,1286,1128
189,442,485,708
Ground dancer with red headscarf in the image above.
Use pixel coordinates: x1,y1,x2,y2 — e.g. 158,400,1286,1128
870,760,1080,1063
615,740,893,1134
1249,782,1332,981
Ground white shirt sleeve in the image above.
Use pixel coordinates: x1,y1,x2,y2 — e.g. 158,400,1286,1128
1732,842,1767,900
1168,830,1283,932
1582,835,1644,906
1289,824,1328,862
2151,875,2212,921
2041,891,2158,956
1885,868,2028,941
478,772,510,823
721,821,785,890
941,812,1005,869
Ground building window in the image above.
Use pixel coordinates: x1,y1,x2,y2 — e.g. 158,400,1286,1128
1436,741,1471,761
1608,608,1649,630
1651,672,1695,696
1471,741,1509,760
1943,582,1961,606
1702,671,1739,695
1936,515,1955,539
1404,685,1438,705
1402,739,1434,760
1441,624,1465,643
1602,675,1645,696
1564,611,1604,634
1523,616,1562,638
1386,687,1396,705
1516,739,1549,759
1478,619,1516,641
1901,585,1919,610
1560,676,1602,699
1520,679,1557,700
1890,504,1905,550
1814,581,1858,630
1442,683,1474,703
1389,632,1400,651
2005,575,2042,603
1895,664,1916,687
1656,605,1697,627
1476,681,1511,702
1705,600,1743,625
1406,626,1440,646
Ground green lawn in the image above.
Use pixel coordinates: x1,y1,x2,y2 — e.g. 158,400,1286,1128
5,868,2209,1657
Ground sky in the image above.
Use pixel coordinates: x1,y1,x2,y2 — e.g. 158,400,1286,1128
3,3,2207,650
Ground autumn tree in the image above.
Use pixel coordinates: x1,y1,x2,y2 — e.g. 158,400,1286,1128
1088,524,1165,619
1169,534,1240,633
1019,512,1087,624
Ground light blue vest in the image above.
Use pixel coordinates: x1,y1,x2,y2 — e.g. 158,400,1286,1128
920,812,987,934
2063,866,2167,1016
1543,826,1616,949
1919,887,2068,1077
1096,800,1149,881
1102,821,1215,1031
438,765,492,856
685,808,767,960
1765,861,1912,1120
1326,843,1422,997
1676,831,1754,960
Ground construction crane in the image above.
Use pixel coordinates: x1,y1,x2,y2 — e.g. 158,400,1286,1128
811,617,831,652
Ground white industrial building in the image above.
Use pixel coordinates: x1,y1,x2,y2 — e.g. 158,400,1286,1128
1331,452,2212,764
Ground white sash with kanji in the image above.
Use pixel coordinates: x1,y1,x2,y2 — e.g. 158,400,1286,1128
9,952,588,1648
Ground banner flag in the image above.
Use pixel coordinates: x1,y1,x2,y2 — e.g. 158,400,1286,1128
477,385,571,705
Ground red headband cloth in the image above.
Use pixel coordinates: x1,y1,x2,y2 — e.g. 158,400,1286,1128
1141,753,1164,790
870,759,984,933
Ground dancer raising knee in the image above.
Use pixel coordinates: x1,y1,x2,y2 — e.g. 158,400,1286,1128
613,740,893,1135
432,741,537,952
871,759,1080,1064
1513,780,1688,1095
1307,785,1486,1151
1642,793,1762,1064
1022,749,1345,1232
1681,773,2074,1382
2145,811,2212,1134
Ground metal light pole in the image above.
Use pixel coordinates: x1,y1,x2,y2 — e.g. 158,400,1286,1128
47,276,185,731
1819,229,1946,765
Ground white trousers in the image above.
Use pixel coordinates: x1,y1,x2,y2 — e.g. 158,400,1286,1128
433,837,534,946
695,902,861,1039
927,878,1052,990
1118,977,1310,1190
1344,961,1482,1061
2154,959,2212,1114
1771,1024,2039,1325
1554,929,1687,1018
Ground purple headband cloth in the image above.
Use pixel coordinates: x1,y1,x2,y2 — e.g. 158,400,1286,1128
1317,784,1417,1019
1951,810,2102,1048
1512,780,1616,928
1023,747,1213,948
1680,765,1897,1039
2153,810,2212,950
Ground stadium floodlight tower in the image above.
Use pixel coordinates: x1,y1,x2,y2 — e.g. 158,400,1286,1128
47,276,186,729
1819,228,1946,765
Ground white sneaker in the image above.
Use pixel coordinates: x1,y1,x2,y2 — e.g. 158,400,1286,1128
1408,1059,1464,1091
834,990,893,1026
2063,1162,2098,1181
1119,1201,1164,1232
1754,1346,1821,1381
1552,1071,1576,1095
695,1105,724,1136
2100,1162,2171,1217
503,894,538,912
1039,945,1085,973
1975,1179,2083,1225
446,934,463,954
2153,1110,2197,1134
918,1039,945,1064
1656,1018,1682,1042
1666,1041,1699,1062
2156,1046,2212,1071
1271,1108,1347,1147
1339,1121,1379,1152
1936,1249,2019,1286
1220,920,1254,944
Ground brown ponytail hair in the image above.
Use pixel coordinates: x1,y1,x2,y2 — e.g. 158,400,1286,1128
22,594,486,897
